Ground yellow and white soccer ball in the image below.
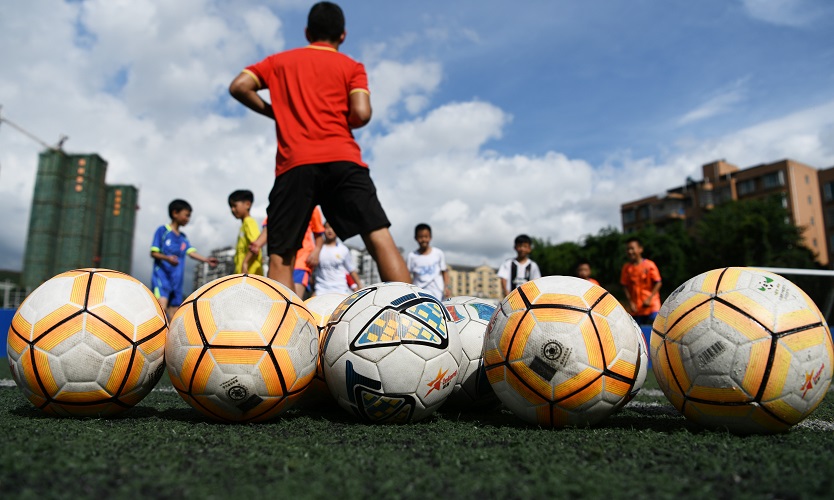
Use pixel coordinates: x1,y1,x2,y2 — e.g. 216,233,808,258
165,274,318,423
6,269,167,417
484,276,645,427
442,296,500,411
651,267,834,433
322,282,462,423
624,315,649,404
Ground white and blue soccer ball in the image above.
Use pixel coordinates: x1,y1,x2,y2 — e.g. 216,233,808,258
441,296,501,411
321,282,462,423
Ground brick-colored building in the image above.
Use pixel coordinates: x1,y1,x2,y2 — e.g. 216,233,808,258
621,159,829,265
817,167,834,266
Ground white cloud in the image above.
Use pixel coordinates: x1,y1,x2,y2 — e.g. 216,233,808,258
740,0,822,27
365,59,442,123
677,79,748,126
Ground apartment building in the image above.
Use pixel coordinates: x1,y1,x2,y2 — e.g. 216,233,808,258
447,264,502,300
621,159,829,265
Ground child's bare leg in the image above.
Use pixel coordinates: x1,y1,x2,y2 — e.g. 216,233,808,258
361,227,410,283
157,297,170,319
268,252,296,293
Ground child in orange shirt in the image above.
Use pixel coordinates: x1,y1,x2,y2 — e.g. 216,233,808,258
620,237,662,325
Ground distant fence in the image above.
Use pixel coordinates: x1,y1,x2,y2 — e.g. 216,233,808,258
0,281,28,310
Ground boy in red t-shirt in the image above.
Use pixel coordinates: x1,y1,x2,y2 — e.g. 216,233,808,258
229,1,409,291
620,237,662,325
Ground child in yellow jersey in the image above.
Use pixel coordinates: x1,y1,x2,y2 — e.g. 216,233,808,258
228,190,263,275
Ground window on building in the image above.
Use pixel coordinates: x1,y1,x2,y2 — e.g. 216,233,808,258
810,216,815,226
826,207,834,227
781,193,789,209
637,205,650,220
806,175,810,184
699,189,714,208
737,179,756,196
808,195,813,205
825,182,834,201
830,234,834,251
622,209,636,224
762,171,785,189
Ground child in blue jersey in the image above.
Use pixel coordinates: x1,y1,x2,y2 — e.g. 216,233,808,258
150,199,218,317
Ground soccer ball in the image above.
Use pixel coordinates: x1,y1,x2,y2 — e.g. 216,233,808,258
298,293,347,407
484,276,644,427
322,282,462,423
6,269,167,417
651,267,834,434
442,296,501,411
165,274,318,422
624,315,649,404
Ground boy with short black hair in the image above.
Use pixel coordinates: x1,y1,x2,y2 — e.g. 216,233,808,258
407,223,449,301
497,234,542,297
150,199,218,317
228,189,262,275
229,1,410,292
620,237,662,325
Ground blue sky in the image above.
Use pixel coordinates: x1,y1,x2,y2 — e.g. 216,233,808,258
1,0,834,288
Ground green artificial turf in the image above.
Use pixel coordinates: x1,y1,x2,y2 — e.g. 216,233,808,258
1,360,833,499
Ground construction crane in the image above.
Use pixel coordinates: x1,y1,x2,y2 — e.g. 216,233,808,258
0,104,68,178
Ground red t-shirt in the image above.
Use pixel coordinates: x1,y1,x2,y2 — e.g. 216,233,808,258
620,258,662,316
244,42,369,176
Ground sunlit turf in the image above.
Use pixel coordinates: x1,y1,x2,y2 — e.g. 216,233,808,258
1,361,833,499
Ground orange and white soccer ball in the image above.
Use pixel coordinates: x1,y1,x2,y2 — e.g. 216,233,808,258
165,274,318,422
483,276,644,427
651,267,834,434
6,269,167,417
298,293,346,407
322,282,462,423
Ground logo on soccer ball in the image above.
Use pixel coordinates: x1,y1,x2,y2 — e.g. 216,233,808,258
541,341,571,366
424,367,458,397
220,377,249,401
227,385,248,401
542,341,563,361
757,277,775,293
800,363,826,398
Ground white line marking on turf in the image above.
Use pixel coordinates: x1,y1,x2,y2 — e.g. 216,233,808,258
638,389,665,398
797,420,834,431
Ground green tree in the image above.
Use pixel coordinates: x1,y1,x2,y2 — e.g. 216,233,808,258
580,226,626,290
530,239,582,277
527,196,825,307
692,196,819,272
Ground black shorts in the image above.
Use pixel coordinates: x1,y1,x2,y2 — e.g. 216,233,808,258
266,161,391,256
